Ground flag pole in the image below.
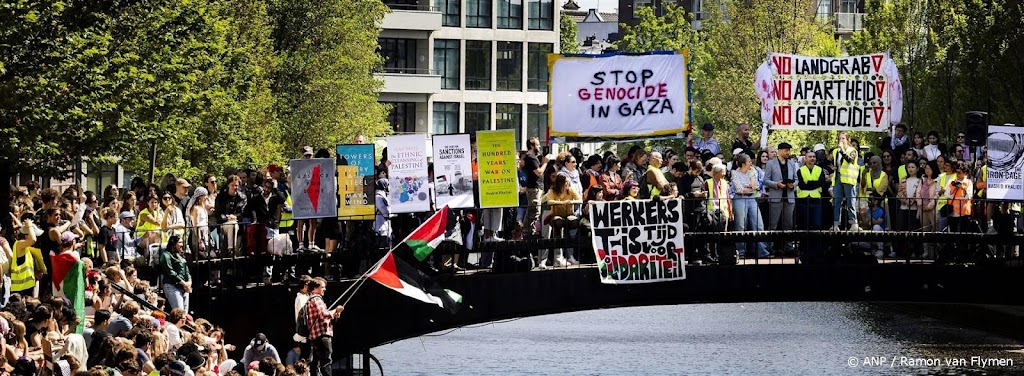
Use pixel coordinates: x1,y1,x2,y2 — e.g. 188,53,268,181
327,205,453,309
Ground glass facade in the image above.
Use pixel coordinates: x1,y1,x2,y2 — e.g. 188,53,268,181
495,103,523,148
385,102,417,133
433,102,460,135
497,0,523,29
465,103,491,135
435,0,461,26
379,38,418,73
467,0,492,28
526,104,548,144
527,0,553,30
496,42,523,91
465,40,492,90
434,39,460,89
527,43,552,92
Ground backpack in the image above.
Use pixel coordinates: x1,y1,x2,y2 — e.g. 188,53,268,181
296,298,313,338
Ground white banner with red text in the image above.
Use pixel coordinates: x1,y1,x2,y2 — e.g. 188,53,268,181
756,52,903,132
549,51,689,139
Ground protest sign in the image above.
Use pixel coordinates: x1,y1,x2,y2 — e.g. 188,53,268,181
431,134,475,209
549,51,689,138
289,158,338,219
986,125,1024,201
756,53,903,131
336,144,376,220
476,130,520,208
589,199,686,284
387,134,431,213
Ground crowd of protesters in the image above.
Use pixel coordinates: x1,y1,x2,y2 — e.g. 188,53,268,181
1,150,349,374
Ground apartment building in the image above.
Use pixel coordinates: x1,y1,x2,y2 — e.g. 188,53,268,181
378,0,560,149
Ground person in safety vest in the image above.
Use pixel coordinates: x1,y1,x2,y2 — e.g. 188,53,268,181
831,132,861,231
796,150,828,261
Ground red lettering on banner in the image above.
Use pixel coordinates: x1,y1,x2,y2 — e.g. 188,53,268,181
775,80,792,100
871,55,883,73
658,82,668,97
645,86,656,97
772,55,791,75
773,106,792,125
872,107,885,125
874,81,885,99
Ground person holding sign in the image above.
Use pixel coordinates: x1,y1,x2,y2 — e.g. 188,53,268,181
831,132,861,231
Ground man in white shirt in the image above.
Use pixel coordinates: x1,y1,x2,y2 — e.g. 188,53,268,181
293,275,313,361
114,212,139,260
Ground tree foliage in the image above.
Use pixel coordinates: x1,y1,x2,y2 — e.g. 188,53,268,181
560,12,580,54
850,0,1024,136
0,0,390,181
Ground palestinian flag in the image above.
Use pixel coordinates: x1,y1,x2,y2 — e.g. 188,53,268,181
368,251,463,313
51,253,86,334
400,206,460,261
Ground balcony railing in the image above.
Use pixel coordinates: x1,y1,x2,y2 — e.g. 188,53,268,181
380,67,439,75
835,12,866,33
384,4,438,12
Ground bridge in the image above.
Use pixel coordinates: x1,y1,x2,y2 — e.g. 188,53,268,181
188,230,1024,361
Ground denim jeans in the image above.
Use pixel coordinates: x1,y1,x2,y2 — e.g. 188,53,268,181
832,183,858,224
163,282,190,312
732,196,769,257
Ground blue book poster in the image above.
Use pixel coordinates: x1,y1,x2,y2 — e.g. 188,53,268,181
336,144,377,220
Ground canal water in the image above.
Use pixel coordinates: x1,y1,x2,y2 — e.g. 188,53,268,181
373,302,1024,375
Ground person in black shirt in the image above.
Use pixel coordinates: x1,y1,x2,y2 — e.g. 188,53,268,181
97,208,122,264
731,123,759,160
522,137,548,240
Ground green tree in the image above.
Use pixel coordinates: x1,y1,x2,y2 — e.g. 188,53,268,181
269,0,392,157
617,3,699,53
560,12,580,53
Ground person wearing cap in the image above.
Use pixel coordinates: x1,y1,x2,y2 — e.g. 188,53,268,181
690,123,721,155
242,333,281,365
113,211,138,261
763,142,799,253
50,231,82,298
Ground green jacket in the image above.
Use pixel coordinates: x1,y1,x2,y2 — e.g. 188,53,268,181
159,251,191,284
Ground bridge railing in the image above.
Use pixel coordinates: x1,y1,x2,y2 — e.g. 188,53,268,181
88,195,1021,288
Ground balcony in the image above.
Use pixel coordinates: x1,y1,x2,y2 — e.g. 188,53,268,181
382,5,442,31
377,68,441,95
834,13,866,34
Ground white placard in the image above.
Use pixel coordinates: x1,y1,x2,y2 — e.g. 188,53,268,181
387,134,431,213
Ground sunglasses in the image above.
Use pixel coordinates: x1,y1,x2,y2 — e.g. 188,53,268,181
162,197,173,201
957,135,965,138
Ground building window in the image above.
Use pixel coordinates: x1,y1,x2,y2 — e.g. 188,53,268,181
692,0,705,20
496,103,523,148
379,38,417,73
839,0,858,13
527,43,552,92
496,42,522,91
435,0,461,27
527,0,553,30
467,0,492,28
465,41,492,90
434,39,460,90
385,102,417,133
465,103,491,136
633,0,652,8
433,102,460,135
526,104,547,144
497,0,523,29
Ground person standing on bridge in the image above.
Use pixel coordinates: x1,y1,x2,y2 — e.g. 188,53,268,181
307,277,344,376
796,150,826,260
831,132,861,231
764,142,798,255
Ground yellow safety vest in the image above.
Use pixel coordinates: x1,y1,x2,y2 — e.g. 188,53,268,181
864,171,887,196
11,242,37,292
646,166,662,197
797,165,823,198
137,208,162,239
897,165,908,183
280,192,294,228
833,147,859,186
937,173,952,210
